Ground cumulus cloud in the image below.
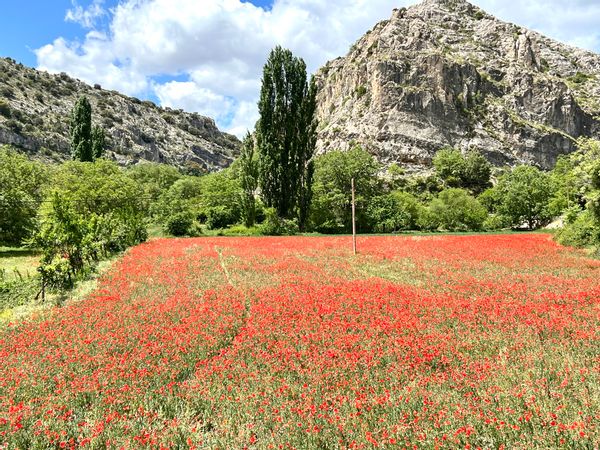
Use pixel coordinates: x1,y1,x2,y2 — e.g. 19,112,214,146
65,0,106,29
37,0,600,137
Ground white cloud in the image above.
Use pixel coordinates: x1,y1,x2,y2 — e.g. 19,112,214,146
35,32,149,95
36,0,600,137
65,0,106,29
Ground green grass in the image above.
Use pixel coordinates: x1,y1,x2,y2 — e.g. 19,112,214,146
0,247,39,280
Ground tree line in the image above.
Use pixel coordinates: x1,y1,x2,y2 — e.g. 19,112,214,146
2,46,600,297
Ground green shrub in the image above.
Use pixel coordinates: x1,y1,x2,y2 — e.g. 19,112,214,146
0,147,49,245
166,212,195,237
556,211,599,248
35,160,148,290
429,188,488,231
5,119,22,133
0,100,11,118
433,148,491,195
205,206,237,230
416,206,440,232
220,225,262,236
483,214,508,231
366,191,420,233
260,208,298,236
0,276,40,310
355,85,367,98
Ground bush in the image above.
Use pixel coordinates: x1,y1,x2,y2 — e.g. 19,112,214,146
429,188,488,231
556,211,599,248
0,100,11,118
260,208,299,236
205,206,238,230
166,212,195,237
366,191,420,233
433,148,491,195
35,160,148,290
0,276,40,310
0,146,49,245
483,214,508,231
416,206,440,232
220,225,262,236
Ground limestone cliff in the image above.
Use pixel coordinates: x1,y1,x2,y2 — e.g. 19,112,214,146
315,0,600,171
0,58,239,172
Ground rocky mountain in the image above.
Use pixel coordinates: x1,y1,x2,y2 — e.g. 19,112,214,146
315,0,600,171
0,57,239,172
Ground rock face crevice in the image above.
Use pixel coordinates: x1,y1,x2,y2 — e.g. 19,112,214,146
315,0,600,171
0,58,239,172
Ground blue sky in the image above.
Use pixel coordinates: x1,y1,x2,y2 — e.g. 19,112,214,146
2,0,600,137
0,0,272,67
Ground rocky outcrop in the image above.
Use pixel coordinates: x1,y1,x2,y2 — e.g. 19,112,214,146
0,58,239,172
315,0,600,171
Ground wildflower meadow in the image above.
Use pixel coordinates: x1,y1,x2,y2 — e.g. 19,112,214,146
0,234,598,448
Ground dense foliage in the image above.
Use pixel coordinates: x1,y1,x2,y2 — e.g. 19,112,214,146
433,147,492,194
553,138,600,249
35,160,148,289
256,46,317,229
70,96,106,162
70,96,93,162
0,146,48,245
239,133,258,227
310,146,381,233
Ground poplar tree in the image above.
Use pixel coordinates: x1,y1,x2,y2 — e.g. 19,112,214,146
92,125,106,159
240,132,258,227
256,46,317,229
70,96,93,162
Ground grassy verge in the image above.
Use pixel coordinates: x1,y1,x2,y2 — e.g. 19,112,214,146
0,247,119,327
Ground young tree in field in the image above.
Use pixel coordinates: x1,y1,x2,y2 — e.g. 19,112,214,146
240,132,258,227
256,46,317,230
310,146,381,233
91,125,106,159
70,96,93,162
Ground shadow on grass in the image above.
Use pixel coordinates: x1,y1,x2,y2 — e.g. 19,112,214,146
0,248,39,258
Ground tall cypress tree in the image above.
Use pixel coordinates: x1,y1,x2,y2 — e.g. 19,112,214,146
91,125,106,159
240,132,258,227
70,96,93,162
256,46,318,224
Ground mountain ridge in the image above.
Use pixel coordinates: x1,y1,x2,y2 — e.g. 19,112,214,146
0,57,240,173
314,0,600,171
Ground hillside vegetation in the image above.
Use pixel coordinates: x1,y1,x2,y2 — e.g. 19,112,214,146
0,58,239,173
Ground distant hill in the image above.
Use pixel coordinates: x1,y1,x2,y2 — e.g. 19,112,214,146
0,57,239,173
315,0,600,171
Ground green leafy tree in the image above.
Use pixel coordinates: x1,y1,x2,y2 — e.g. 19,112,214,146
197,169,243,229
0,146,49,245
91,125,106,159
256,46,317,229
35,160,148,289
366,191,420,233
310,147,381,233
554,139,600,247
239,133,258,227
428,188,488,231
155,176,203,228
433,148,491,194
126,163,182,217
70,96,93,162
494,165,556,229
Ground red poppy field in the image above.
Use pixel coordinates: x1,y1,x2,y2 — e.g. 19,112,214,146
0,234,599,449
